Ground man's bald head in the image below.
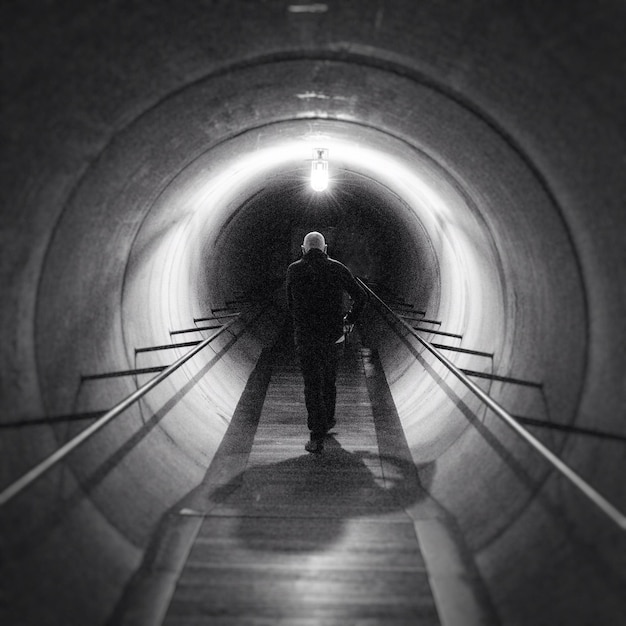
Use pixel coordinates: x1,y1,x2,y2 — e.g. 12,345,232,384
302,231,327,252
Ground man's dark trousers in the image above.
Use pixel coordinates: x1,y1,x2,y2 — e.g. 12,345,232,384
297,341,344,441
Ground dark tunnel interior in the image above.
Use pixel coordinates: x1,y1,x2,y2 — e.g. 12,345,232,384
1,2,625,625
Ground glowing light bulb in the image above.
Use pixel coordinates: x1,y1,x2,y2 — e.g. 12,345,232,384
311,148,329,191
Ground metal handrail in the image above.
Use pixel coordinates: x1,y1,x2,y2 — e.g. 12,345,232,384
358,279,626,531
0,311,250,506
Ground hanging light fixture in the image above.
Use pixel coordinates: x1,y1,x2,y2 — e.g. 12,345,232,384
311,148,329,191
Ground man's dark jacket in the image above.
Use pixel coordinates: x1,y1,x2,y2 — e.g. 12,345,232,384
286,248,368,347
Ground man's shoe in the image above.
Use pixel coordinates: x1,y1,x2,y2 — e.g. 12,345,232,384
305,439,324,453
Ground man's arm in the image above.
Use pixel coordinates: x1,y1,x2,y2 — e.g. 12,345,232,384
339,266,368,324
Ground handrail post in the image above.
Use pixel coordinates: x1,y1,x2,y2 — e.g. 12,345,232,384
357,278,626,532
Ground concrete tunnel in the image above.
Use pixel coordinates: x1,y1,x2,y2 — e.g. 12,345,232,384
1,1,625,624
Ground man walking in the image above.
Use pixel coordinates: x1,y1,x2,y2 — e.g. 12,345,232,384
286,231,368,453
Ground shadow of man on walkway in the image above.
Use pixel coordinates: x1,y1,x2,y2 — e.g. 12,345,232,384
204,436,434,554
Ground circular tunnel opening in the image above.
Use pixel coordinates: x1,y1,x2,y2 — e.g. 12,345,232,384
32,111,589,554
6,46,620,626
115,119,503,456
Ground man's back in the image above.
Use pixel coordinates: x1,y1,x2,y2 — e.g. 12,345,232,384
286,248,366,346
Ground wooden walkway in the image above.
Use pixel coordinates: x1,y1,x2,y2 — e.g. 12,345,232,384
116,332,495,626
164,334,438,625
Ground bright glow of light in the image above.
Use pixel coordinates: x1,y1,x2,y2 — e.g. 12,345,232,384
311,148,329,191
184,134,452,226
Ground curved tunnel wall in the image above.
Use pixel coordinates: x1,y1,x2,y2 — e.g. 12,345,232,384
1,3,625,625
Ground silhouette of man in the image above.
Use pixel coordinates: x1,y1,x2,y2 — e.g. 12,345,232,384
286,231,368,453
